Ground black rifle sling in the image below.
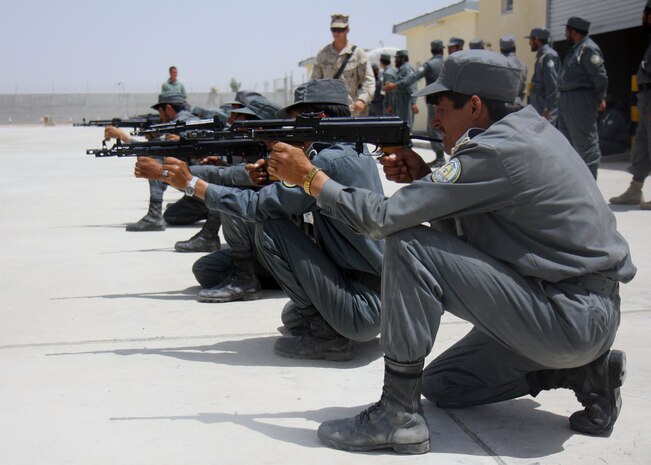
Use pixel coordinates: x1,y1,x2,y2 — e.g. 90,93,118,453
333,45,357,79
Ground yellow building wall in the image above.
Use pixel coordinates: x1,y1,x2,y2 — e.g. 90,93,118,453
398,10,479,131
478,0,549,96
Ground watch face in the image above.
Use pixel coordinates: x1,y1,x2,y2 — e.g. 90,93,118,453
185,185,195,196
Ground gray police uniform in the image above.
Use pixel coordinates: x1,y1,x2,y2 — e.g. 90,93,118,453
631,37,651,181
504,52,529,105
149,109,196,205
316,106,635,406
190,165,277,289
558,36,608,178
530,43,560,124
392,62,418,129
202,143,385,342
404,53,445,155
382,66,398,116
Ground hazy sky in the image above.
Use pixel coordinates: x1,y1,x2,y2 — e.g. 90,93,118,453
1,0,457,93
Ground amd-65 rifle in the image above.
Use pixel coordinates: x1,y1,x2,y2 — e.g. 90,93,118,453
86,114,440,163
74,113,162,130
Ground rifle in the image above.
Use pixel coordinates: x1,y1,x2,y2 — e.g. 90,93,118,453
134,114,440,154
86,114,441,163
74,114,161,129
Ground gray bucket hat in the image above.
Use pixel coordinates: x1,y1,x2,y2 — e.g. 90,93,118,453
224,90,263,107
276,79,349,118
230,96,282,120
566,16,590,33
525,27,550,41
414,50,521,103
151,91,185,109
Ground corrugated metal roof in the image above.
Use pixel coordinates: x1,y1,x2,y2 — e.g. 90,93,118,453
393,0,479,34
549,0,642,39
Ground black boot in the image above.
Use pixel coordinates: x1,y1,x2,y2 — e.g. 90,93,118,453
274,312,353,361
318,357,430,454
126,200,166,232
280,301,313,336
175,213,222,252
196,251,262,303
526,349,626,436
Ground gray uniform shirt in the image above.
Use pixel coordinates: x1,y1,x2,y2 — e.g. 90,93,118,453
558,36,608,101
317,106,635,284
162,80,187,99
637,37,651,87
504,52,528,103
530,44,560,116
203,143,385,275
404,53,444,87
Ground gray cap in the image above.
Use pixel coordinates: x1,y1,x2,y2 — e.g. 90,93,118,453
276,79,349,118
469,38,485,49
380,52,392,62
525,27,550,41
396,49,409,58
499,35,516,51
414,50,521,103
224,90,262,107
430,40,444,51
230,96,282,120
151,91,185,109
447,37,465,47
566,16,590,33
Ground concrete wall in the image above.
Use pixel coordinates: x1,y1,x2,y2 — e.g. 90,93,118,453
0,90,294,125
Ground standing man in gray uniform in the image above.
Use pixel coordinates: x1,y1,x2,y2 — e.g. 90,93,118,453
558,17,609,179
610,0,651,209
161,66,187,99
499,35,528,105
158,79,384,362
379,53,397,116
383,50,418,129
397,40,446,165
104,91,196,231
312,14,375,116
526,27,560,124
268,51,635,454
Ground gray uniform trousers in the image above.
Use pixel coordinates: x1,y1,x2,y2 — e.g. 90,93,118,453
557,89,602,178
382,227,620,407
631,90,651,182
254,218,381,342
192,212,276,288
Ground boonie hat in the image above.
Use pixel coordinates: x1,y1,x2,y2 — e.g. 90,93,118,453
224,90,262,107
151,91,185,109
414,50,521,103
566,16,590,33
276,79,349,118
230,96,282,120
525,27,550,41
331,14,349,28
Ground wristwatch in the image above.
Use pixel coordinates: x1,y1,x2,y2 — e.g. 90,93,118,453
185,176,199,196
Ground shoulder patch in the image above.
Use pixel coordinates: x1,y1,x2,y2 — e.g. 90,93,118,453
547,59,555,68
590,54,602,65
282,181,298,188
431,158,462,183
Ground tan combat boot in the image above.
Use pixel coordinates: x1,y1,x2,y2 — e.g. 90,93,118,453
609,180,644,205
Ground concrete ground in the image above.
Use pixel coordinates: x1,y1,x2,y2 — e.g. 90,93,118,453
0,125,649,465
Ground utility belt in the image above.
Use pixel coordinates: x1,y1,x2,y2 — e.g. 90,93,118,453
638,82,651,92
560,273,619,297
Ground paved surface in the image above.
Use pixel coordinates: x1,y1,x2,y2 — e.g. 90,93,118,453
0,125,649,465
